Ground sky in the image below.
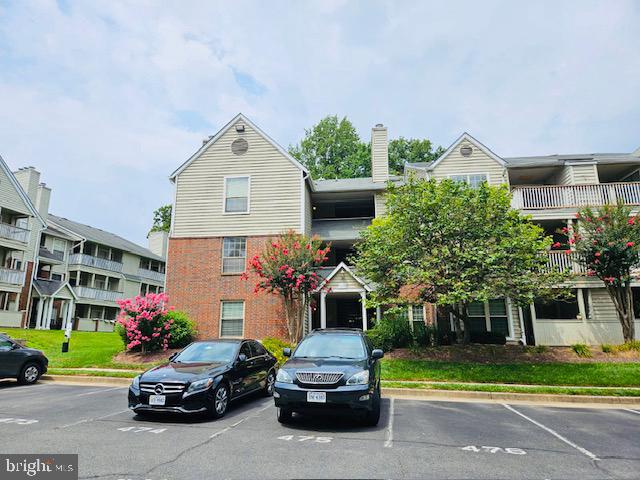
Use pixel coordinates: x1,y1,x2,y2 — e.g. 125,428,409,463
0,0,639,246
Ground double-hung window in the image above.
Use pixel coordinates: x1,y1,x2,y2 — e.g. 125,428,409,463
466,299,510,336
224,176,250,213
222,237,246,274
220,301,244,337
449,173,488,188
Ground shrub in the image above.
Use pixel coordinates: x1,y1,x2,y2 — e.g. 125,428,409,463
165,310,197,349
412,322,438,347
117,293,171,353
437,330,457,346
261,337,293,365
470,331,507,345
365,309,413,351
572,343,592,358
615,340,640,352
524,345,548,354
601,344,614,353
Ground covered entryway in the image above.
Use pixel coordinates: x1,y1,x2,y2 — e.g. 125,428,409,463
29,279,77,330
309,262,377,331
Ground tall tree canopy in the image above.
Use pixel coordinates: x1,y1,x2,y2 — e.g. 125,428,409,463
353,178,568,343
150,204,172,233
289,115,443,179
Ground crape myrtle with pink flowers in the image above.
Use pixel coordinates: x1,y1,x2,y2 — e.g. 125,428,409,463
242,230,330,343
117,292,174,353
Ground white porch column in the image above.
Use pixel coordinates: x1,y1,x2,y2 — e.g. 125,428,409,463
307,303,312,334
360,291,368,331
65,300,74,336
320,290,327,329
376,306,382,322
35,298,44,329
45,297,54,329
61,302,68,330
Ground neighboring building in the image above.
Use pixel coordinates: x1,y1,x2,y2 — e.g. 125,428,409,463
0,162,167,332
167,113,640,346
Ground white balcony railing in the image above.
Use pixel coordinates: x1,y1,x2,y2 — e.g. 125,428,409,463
511,182,640,210
0,222,30,243
137,268,165,283
545,251,587,275
69,253,123,273
0,267,26,285
73,286,123,302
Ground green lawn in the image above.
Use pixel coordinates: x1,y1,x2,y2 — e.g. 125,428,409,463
1,327,135,369
381,359,640,387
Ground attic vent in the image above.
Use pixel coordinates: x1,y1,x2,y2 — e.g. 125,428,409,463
460,145,473,157
231,138,249,155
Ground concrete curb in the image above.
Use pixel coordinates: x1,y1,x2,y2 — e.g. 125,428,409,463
382,387,640,408
41,375,132,387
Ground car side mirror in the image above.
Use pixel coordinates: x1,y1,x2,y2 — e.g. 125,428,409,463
282,348,291,357
371,349,384,360
238,353,247,363
10,343,19,350
169,352,178,361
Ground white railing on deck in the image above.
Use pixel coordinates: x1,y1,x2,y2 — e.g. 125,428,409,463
73,286,123,302
68,253,123,273
137,268,165,283
0,222,30,243
545,251,587,274
0,267,26,285
512,182,640,210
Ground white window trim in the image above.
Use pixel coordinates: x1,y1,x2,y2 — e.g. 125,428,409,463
221,237,247,275
222,175,251,215
447,172,490,186
219,300,245,338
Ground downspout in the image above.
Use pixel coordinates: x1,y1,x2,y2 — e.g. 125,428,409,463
24,223,46,329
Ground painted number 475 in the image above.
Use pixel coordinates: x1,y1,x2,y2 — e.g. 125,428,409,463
278,435,332,443
462,446,526,455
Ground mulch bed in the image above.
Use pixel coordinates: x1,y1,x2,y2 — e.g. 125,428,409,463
113,349,180,365
386,344,640,364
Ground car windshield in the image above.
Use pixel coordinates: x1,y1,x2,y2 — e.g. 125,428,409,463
173,342,237,363
293,334,366,359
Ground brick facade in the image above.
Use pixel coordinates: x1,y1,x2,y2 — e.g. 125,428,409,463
166,236,288,340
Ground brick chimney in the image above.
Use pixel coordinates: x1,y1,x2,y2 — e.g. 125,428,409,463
371,124,389,182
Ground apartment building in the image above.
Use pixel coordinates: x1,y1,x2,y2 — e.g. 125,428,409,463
167,113,640,346
0,162,167,332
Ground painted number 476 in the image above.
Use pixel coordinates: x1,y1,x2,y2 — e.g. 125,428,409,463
462,446,526,455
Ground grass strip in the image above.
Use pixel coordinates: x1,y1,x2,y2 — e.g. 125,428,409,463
47,369,139,378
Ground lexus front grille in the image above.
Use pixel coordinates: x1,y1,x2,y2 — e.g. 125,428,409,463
295,371,343,385
140,382,186,394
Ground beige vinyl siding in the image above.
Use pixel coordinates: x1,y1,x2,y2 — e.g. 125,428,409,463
587,288,618,323
374,193,387,217
508,300,522,340
556,166,574,185
173,121,302,237
371,127,389,183
326,270,364,291
430,140,508,186
0,166,31,215
570,164,599,184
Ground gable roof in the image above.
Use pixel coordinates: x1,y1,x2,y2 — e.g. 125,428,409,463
424,132,506,171
0,154,47,227
169,113,308,181
33,278,78,299
314,262,372,292
48,214,164,261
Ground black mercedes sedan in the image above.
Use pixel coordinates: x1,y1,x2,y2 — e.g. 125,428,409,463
274,328,384,426
0,333,48,384
128,339,277,418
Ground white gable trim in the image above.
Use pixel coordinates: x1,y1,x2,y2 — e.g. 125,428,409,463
33,281,78,300
169,113,308,181
427,132,506,171
0,155,47,227
314,262,372,292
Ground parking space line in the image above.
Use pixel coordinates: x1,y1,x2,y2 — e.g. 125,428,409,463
76,386,127,396
209,401,272,439
502,404,600,461
59,409,130,429
384,398,394,448
623,408,640,416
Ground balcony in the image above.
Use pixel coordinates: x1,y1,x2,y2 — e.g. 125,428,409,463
511,182,640,210
69,253,123,273
0,267,26,285
545,251,587,275
0,222,30,244
311,218,373,241
73,286,123,302
39,246,64,262
138,268,165,283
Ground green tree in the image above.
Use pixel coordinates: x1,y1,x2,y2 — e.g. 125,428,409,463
353,177,568,344
388,137,445,175
150,205,172,233
571,203,640,342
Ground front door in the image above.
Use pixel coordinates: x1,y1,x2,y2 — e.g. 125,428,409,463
334,297,362,329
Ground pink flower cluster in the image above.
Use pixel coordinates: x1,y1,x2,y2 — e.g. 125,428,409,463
117,292,173,352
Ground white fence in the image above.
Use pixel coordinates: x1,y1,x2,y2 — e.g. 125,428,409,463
512,182,640,210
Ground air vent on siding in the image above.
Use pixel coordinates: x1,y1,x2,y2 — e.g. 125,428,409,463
460,145,473,157
231,138,249,155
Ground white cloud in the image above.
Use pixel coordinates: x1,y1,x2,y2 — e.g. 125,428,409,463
0,0,638,243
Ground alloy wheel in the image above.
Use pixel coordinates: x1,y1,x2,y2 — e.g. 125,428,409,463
266,373,275,395
215,386,228,414
24,366,39,383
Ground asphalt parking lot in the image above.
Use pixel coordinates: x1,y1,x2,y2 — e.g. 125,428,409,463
0,381,639,479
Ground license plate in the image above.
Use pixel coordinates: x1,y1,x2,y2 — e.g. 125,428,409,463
149,395,166,406
307,391,326,403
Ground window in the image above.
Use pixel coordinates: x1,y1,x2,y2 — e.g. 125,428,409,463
449,173,488,188
53,238,65,256
51,273,63,281
467,301,487,333
465,299,510,336
411,305,425,329
224,176,249,213
534,290,579,320
253,341,267,356
220,301,244,337
0,337,13,351
239,342,252,359
222,237,246,274
488,299,509,336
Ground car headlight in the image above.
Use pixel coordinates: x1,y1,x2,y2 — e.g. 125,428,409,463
131,375,140,391
276,369,293,384
187,378,213,393
346,370,369,385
